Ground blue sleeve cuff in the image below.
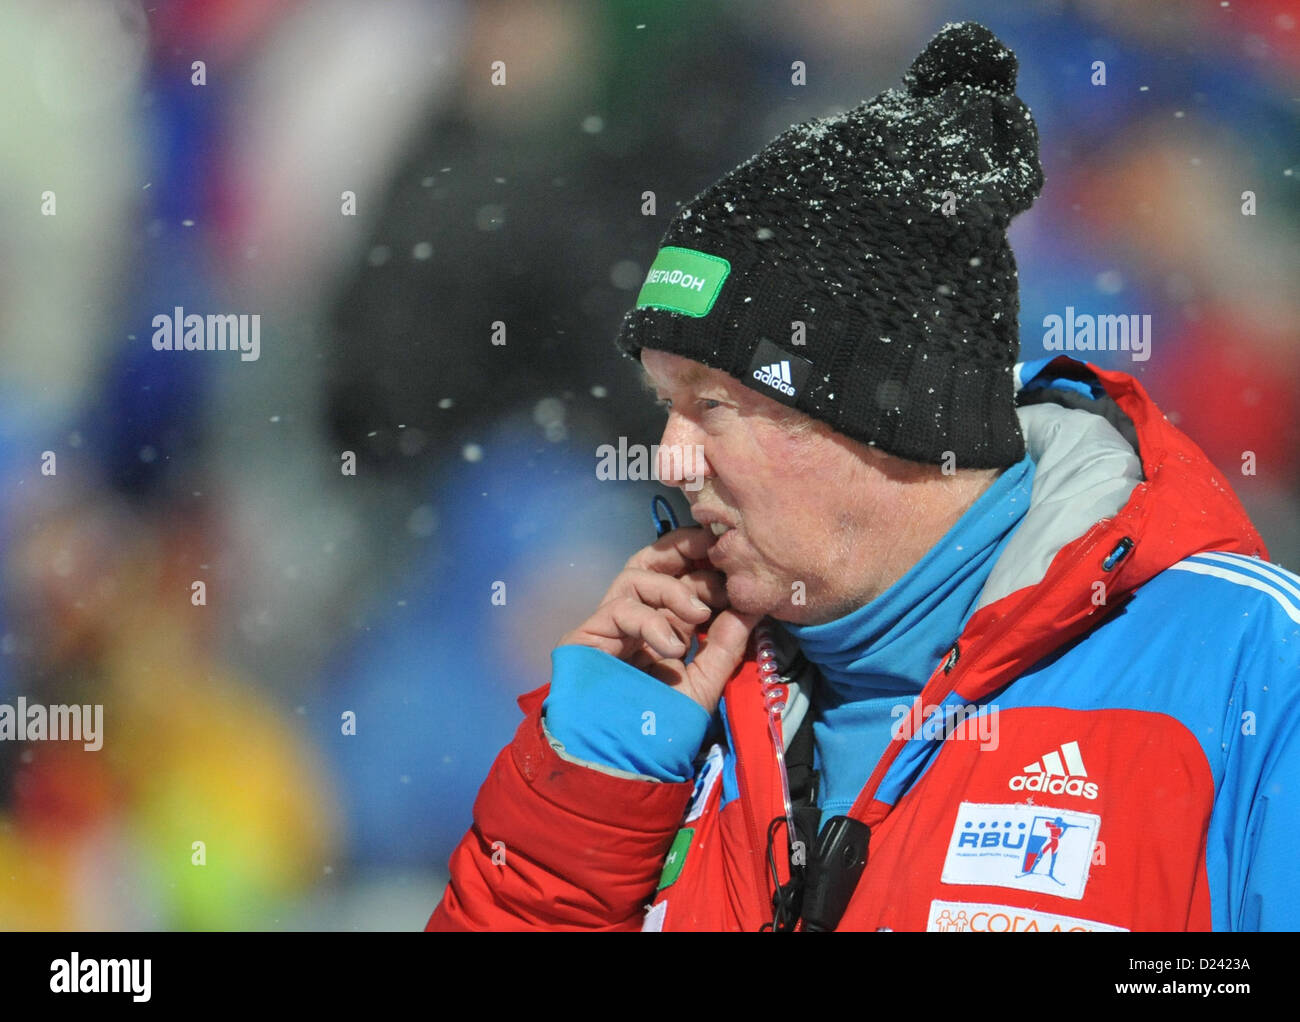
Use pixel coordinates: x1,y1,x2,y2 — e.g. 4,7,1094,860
542,645,713,782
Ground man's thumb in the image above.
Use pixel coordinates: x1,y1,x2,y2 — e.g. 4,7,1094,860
691,610,762,692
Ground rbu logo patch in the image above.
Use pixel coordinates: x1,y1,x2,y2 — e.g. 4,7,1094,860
941,802,1100,901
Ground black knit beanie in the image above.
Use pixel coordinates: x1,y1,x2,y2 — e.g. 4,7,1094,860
614,21,1044,468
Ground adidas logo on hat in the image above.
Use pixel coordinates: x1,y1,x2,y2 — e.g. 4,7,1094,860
754,360,794,395
744,337,812,408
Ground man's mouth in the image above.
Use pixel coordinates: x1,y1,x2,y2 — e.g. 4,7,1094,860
690,508,736,549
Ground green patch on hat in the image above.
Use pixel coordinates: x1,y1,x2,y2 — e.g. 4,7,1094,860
635,247,730,317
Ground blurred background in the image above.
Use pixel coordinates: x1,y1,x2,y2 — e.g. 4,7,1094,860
0,0,1296,929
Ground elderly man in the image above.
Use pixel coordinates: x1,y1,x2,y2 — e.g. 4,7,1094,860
427,22,1298,932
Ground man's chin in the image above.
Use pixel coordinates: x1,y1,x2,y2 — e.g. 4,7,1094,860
720,575,827,626
721,576,783,620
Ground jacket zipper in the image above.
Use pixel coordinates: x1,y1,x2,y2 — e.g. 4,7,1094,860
729,670,784,924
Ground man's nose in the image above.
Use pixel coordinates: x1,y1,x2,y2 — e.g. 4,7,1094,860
656,413,711,492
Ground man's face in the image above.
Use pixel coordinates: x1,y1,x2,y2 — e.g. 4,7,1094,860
640,348,948,625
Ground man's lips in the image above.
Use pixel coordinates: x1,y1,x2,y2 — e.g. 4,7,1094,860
688,509,738,566
689,509,736,537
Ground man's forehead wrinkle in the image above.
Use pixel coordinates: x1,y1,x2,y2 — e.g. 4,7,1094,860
640,356,714,392
680,363,712,389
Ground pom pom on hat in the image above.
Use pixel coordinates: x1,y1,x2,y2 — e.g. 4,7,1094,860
904,21,1019,97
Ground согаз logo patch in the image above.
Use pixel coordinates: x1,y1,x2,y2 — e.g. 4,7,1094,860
926,899,1127,932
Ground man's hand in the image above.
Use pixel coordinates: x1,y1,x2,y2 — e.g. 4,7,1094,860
557,526,761,715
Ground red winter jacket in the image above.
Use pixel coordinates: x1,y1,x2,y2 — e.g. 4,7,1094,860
427,359,1293,932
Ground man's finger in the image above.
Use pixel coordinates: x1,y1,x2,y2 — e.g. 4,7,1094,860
680,568,729,608
625,525,713,576
630,567,728,609
606,599,688,659
604,570,714,627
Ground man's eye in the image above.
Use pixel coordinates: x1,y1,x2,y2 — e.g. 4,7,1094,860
655,397,722,413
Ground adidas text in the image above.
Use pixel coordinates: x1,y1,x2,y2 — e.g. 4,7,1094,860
753,360,796,396
1009,774,1099,799
1009,740,1099,800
